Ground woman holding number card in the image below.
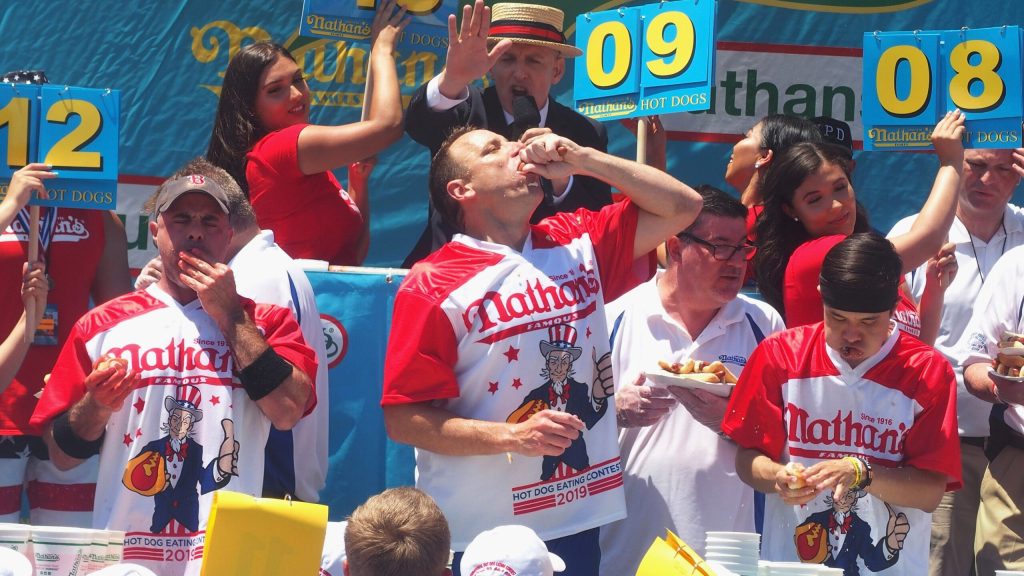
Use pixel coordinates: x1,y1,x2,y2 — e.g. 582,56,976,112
206,0,408,266
0,164,51,392
753,110,965,339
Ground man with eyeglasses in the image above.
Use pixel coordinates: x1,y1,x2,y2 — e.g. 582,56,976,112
599,185,784,575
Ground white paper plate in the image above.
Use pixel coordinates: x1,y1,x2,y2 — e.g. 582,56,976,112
643,371,735,397
999,346,1024,356
990,368,1024,383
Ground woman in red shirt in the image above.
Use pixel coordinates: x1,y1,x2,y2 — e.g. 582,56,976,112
753,110,965,336
206,0,407,265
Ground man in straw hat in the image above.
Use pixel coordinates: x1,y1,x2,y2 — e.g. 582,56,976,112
402,0,613,266
31,163,317,576
383,120,702,574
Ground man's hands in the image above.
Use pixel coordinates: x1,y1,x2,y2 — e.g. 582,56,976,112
178,250,244,329
924,242,957,291
517,132,584,181
511,410,584,457
616,373,675,428
437,0,512,98
666,386,729,433
134,257,163,291
85,355,139,413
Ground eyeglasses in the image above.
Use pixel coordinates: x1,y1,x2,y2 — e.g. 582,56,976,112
678,232,756,261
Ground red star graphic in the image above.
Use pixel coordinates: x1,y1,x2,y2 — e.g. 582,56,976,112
133,397,145,414
512,378,523,390
488,381,499,395
210,395,220,406
122,434,132,447
503,345,520,363
586,327,592,339
135,428,143,438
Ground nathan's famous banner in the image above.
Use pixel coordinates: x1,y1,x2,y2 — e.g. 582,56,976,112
2,0,1022,269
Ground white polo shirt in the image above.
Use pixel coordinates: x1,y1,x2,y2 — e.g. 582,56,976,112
959,243,1024,435
888,204,1024,436
599,273,784,575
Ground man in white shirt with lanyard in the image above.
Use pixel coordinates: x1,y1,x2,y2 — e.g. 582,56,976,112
600,185,784,575
887,147,1024,576
959,242,1024,574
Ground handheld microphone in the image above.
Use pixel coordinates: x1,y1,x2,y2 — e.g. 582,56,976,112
510,94,554,206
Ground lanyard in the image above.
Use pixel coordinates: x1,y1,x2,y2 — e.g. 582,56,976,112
14,206,59,262
967,219,1007,285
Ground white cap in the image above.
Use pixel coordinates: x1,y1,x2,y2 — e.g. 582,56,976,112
85,563,158,576
0,548,32,576
460,525,565,576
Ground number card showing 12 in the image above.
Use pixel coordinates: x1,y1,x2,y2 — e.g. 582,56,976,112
573,0,716,121
0,84,119,209
863,26,1023,150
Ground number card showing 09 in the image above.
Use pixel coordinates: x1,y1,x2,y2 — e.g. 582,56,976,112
862,26,1023,150
0,84,119,209
573,0,716,121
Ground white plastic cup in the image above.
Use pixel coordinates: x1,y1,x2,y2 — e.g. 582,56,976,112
82,529,110,572
0,522,32,556
994,571,1024,576
105,530,126,565
30,526,90,576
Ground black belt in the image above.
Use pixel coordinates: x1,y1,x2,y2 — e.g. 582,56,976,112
961,436,986,448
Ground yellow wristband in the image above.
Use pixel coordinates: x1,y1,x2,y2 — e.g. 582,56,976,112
843,456,862,488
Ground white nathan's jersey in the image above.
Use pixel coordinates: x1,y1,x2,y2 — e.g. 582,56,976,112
384,201,649,549
32,285,317,576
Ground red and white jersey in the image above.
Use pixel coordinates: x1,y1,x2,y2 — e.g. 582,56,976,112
723,323,960,576
31,285,317,576
0,208,106,435
383,201,650,549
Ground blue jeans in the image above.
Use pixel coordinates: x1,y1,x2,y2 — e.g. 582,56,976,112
453,526,601,576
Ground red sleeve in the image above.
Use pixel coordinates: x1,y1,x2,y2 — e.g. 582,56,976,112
246,124,306,208
899,353,963,490
249,300,319,414
382,290,461,406
784,235,844,327
30,324,92,427
722,337,788,460
542,200,654,302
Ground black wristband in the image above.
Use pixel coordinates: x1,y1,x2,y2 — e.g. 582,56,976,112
239,347,292,401
51,411,104,459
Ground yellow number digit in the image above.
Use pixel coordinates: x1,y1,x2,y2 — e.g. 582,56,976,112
357,0,441,15
44,99,103,170
876,44,931,117
586,21,632,89
948,39,1004,112
645,10,695,79
0,97,30,168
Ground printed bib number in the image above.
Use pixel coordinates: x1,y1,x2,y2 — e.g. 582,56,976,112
862,26,1023,150
0,84,120,209
574,0,717,120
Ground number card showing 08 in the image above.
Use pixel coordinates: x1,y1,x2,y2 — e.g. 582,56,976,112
573,0,716,121
862,26,1023,150
0,84,120,209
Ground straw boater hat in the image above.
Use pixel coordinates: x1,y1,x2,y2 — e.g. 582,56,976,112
487,3,583,58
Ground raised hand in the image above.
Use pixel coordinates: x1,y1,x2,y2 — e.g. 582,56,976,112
437,0,513,97
370,0,410,51
178,250,243,329
924,242,957,290
930,109,966,167
21,261,48,329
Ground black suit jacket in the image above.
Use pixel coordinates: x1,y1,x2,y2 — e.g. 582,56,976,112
402,84,613,267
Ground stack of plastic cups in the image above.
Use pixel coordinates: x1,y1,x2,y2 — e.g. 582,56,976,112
83,529,111,573
761,561,842,575
0,522,32,558
106,530,126,566
30,526,91,575
704,531,760,576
